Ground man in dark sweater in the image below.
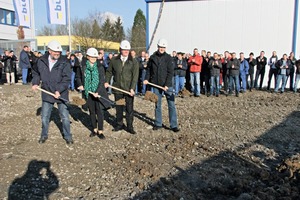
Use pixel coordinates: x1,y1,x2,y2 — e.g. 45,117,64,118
255,51,267,90
228,52,240,97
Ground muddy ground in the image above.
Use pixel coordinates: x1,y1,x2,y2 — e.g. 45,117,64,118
1,85,300,200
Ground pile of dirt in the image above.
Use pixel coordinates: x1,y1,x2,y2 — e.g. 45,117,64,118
144,91,158,103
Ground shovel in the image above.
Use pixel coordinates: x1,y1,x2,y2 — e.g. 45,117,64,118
36,87,69,104
147,82,174,95
88,91,117,106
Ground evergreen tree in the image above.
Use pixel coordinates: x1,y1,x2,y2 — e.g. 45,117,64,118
131,9,146,52
91,19,101,39
101,18,113,41
113,17,125,43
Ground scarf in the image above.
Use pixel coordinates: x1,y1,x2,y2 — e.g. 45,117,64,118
84,61,99,99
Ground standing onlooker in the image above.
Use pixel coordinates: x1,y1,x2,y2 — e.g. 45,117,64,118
105,40,139,134
228,52,240,97
239,52,249,93
138,51,149,95
255,51,267,90
221,51,231,95
19,45,31,85
174,52,187,96
200,50,210,95
274,54,291,93
267,51,278,91
188,48,203,97
76,48,111,139
144,38,180,132
246,52,256,91
293,58,300,93
208,53,222,97
69,54,80,91
1,50,17,85
31,40,73,144
287,52,296,91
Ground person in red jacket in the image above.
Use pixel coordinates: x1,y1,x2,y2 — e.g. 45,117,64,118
188,48,203,96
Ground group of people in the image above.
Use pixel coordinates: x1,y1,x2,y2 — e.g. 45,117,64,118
0,46,43,85
169,49,300,97
31,39,180,145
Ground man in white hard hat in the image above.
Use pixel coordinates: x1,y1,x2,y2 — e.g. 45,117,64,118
105,40,139,134
32,40,73,144
144,38,180,132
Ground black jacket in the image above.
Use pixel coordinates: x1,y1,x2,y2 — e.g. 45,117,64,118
145,51,174,88
227,58,240,76
256,56,267,70
1,55,17,73
209,58,222,76
246,58,257,75
32,52,71,103
174,58,187,77
276,59,292,76
76,59,111,109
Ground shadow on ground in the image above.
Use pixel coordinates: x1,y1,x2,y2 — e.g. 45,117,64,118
132,111,300,199
8,160,59,200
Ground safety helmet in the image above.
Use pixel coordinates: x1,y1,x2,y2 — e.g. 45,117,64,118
120,40,131,50
47,40,62,52
86,48,98,57
157,38,168,48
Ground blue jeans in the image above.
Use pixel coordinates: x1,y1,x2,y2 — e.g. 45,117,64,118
22,68,28,84
240,74,247,91
210,75,220,95
141,69,147,94
108,76,114,94
153,87,178,128
175,75,185,95
294,74,300,92
41,101,72,140
190,72,200,95
70,71,75,90
275,74,287,92
229,75,240,94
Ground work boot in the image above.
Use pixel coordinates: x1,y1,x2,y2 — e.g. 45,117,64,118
38,136,48,144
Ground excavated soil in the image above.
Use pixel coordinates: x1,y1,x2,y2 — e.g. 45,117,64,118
1,85,300,200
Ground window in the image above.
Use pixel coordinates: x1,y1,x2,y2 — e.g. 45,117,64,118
0,9,4,24
0,9,16,26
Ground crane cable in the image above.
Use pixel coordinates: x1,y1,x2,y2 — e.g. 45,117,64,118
147,0,165,53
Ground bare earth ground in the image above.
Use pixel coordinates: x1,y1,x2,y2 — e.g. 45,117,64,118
1,85,300,200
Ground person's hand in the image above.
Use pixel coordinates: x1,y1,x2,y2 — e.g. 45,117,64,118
232,65,235,68
32,85,39,91
178,65,182,68
77,85,84,91
164,86,168,91
192,59,195,62
54,91,60,99
92,92,99,98
130,89,135,96
143,80,149,85
104,82,109,88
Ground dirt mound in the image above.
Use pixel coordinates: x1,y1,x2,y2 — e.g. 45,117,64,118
144,91,158,103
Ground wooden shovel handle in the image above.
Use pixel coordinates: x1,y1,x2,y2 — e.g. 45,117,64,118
147,82,165,90
108,85,131,95
36,87,56,97
36,87,69,103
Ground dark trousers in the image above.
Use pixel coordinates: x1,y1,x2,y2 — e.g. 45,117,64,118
287,70,295,91
254,68,265,89
87,95,104,131
267,68,278,90
222,72,229,92
114,94,134,129
247,73,254,90
200,73,210,94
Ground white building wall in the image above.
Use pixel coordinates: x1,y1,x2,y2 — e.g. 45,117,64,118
147,0,297,88
0,0,34,40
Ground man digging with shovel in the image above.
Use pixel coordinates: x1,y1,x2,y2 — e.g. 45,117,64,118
32,40,74,144
105,40,139,134
144,38,180,132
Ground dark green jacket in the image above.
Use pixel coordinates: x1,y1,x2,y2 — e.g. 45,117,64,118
105,54,139,94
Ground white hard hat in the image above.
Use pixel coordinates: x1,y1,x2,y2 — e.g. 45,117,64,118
47,40,62,52
120,40,131,50
86,48,98,57
157,38,168,48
